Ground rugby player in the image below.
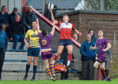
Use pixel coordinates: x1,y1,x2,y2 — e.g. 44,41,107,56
49,9,82,67
23,21,40,81
90,30,112,81
37,21,56,80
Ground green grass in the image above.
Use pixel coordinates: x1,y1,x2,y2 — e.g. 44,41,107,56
0,78,118,84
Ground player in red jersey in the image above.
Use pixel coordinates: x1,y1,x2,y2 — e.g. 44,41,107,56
49,9,82,66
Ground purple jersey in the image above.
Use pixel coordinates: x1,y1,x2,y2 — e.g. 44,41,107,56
38,33,52,49
96,38,108,62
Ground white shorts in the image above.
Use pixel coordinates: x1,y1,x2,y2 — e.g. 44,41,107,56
93,61,105,69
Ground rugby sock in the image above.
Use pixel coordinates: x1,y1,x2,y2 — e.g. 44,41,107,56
46,68,52,77
53,54,58,64
32,65,37,79
25,64,30,77
102,69,110,78
67,54,72,66
50,63,55,75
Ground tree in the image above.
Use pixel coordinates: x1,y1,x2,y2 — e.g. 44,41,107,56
85,0,118,11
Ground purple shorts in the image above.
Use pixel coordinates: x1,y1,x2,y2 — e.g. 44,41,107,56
41,51,52,60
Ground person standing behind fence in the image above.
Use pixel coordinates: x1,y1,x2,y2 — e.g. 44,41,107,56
80,34,96,80
23,6,37,32
23,21,40,81
0,26,7,80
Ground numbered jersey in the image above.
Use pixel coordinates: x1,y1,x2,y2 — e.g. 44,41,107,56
25,30,40,48
38,32,52,49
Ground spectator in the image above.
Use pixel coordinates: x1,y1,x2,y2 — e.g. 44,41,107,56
80,34,96,80
1,24,8,50
88,29,97,42
10,15,25,50
9,7,20,23
0,6,10,38
73,33,78,41
0,5,9,27
23,6,37,32
0,26,7,80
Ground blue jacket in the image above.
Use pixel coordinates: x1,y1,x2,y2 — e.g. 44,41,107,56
0,30,7,48
80,40,96,61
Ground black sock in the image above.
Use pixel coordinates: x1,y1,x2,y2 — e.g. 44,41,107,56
102,69,109,78
25,64,30,77
32,65,37,79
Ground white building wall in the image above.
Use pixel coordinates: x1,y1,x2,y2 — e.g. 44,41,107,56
0,0,22,14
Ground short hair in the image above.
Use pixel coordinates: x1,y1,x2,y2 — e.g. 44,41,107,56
86,34,91,37
1,5,6,11
42,29,47,36
15,14,20,17
63,14,69,18
88,29,93,33
13,7,18,11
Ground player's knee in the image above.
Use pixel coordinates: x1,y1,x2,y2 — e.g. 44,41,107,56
27,61,31,65
93,63,98,69
33,61,37,65
57,52,61,56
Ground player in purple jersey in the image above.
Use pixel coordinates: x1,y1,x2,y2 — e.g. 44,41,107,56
36,22,56,80
90,30,111,81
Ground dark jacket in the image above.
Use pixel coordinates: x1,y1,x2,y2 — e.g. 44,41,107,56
91,34,97,43
23,11,37,29
0,12,9,25
80,40,96,61
10,21,25,37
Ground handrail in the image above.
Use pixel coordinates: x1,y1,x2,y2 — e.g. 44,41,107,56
32,7,81,48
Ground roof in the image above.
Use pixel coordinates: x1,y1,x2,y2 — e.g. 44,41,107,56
57,10,118,17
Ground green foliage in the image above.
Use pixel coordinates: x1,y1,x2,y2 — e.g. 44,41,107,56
86,0,118,11
105,0,118,11
86,0,100,10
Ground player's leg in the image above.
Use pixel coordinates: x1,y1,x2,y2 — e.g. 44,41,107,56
53,45,64,64
66,45,73,66
31,57,38,81
24,56,32,80
93,61,101,69
44,59,53,80
100,62,111,81
93,61,102,80
31,48,40,81
49,57,56,80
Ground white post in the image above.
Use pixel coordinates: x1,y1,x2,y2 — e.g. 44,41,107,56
100,0,104,11
43,0,46,14
113,32,117,45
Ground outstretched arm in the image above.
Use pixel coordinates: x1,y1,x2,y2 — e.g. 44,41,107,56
50,24,56,36
49,9,58,24
36,18,41,33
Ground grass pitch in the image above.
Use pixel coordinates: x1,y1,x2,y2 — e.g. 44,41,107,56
0,78,118,84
